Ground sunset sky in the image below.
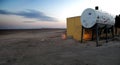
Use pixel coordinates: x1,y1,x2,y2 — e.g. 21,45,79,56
0,0,120,29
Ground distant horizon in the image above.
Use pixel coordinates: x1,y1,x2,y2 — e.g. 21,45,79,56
0,27,66,30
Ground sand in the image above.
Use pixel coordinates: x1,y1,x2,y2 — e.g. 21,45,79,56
0,29,120,65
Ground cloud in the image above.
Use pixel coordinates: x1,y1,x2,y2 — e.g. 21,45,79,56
0,10,13,15
0,9,57,22
23,21,36,23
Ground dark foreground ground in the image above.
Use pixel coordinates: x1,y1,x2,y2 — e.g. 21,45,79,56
0,29,120,65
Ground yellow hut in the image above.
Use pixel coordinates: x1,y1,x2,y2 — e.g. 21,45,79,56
67,16,92,41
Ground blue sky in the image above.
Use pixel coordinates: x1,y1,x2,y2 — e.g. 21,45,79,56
0,0,120,29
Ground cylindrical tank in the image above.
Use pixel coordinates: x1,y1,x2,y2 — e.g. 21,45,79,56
81,8,115,28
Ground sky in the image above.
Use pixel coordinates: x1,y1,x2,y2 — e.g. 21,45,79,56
0,0,120,29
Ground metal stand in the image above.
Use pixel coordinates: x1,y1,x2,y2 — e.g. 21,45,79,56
81,24,114,47
105,25,108,43
112,26,114,38
96,24,99,46
81,24,100,47
115,27,117,35
81,26,84,43
91,29,94,41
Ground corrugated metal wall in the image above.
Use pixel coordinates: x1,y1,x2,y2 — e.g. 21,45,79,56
73,16,82,41
66,17,75,37
67,16,82,41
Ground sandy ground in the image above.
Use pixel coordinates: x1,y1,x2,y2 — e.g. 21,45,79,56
0,29,120,65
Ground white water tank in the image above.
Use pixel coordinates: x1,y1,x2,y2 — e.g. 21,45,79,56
81,8,115,28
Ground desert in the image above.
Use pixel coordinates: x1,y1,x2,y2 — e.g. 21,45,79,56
0,29,120,65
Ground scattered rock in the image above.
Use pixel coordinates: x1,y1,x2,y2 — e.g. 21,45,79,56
41,39,45,42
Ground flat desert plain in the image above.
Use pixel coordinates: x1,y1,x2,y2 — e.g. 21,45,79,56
0,29,120,65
